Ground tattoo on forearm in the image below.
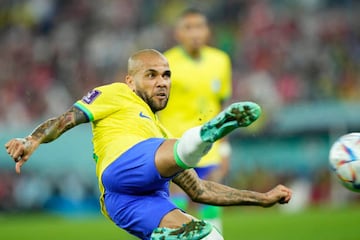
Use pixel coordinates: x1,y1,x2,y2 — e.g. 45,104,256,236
173,169,264,206
30,107,88,143
173,170,205,198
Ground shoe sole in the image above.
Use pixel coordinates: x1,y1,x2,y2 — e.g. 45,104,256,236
200,102,261,142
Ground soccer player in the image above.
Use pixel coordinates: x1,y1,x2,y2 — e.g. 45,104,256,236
5,49,292,240
158,8,232,231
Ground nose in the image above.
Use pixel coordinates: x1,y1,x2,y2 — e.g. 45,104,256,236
157,75,170,87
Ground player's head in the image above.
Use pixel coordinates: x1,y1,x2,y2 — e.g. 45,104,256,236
174,8,210,56
126,49,171,113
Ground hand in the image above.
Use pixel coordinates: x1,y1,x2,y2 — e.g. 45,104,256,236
262,184,292,208
5,137,38,174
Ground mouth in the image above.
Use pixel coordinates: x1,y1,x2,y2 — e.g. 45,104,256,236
155,92,168,100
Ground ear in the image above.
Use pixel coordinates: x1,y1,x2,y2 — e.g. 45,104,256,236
125,75,135,91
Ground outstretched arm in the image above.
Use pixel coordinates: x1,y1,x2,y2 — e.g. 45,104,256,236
5,106,88,174
172,169,292,208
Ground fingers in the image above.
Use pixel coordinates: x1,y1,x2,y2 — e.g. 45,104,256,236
5,138,29,174
284,188,292,202
15,161,24,174
277,185,292,204
5,139,26,162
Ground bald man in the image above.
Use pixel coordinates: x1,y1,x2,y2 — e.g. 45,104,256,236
5,49,291,240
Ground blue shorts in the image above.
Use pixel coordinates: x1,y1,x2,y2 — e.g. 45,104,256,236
195,165,219,179
101,138,178,240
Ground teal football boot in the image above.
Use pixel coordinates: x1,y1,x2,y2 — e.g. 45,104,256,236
200,101,261,143
150,220,212,240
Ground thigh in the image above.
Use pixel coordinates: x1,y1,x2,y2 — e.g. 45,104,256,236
105,192,178,240
155,139,184,178
101,138,172,194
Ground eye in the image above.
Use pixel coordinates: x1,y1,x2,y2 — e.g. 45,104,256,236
147,72,156,78
163,71,171,79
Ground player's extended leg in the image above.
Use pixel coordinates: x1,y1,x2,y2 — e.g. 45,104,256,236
155,101,261,177
155,102,261,177
175,101,261,169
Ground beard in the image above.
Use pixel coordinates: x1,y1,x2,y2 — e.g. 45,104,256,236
135,90,168,113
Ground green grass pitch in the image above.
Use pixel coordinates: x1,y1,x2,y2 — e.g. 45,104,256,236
1,205,359,240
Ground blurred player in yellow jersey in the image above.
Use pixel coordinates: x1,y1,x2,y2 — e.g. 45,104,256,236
158,8,232,232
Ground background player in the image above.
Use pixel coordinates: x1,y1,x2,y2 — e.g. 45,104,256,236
158,8,232,231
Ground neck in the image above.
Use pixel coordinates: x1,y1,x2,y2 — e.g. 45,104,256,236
184,47,201,60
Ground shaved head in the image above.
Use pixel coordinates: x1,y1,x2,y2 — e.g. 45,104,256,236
128,49,168,76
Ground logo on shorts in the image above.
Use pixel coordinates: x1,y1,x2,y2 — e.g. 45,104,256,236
82,90,101,104
139,111,150,119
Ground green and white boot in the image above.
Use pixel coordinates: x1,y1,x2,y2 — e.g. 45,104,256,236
200,102,261,143
150,220,212,240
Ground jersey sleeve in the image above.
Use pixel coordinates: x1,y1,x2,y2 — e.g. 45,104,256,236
74,85,122,122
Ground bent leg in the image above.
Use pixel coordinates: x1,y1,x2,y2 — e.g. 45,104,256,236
155,102,262,178
155,139,184,178
155,133,213,177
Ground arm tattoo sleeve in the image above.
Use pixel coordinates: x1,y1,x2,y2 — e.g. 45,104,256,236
30,106,88,144
172,169,266,207
172,169,204,199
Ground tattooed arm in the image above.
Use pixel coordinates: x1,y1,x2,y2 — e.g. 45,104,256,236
5,106,88,174
172,169,292,208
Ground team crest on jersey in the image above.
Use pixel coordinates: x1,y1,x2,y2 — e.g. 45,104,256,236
82,89,101,104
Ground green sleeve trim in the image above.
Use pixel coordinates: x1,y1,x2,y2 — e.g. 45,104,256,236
173,140,191,169
74,102,94,122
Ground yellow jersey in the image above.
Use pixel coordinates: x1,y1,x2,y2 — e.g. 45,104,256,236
74,82,170,178
74,82,171,218
158,46,232,166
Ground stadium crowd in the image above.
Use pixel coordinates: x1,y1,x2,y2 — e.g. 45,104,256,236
1,0,360,212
